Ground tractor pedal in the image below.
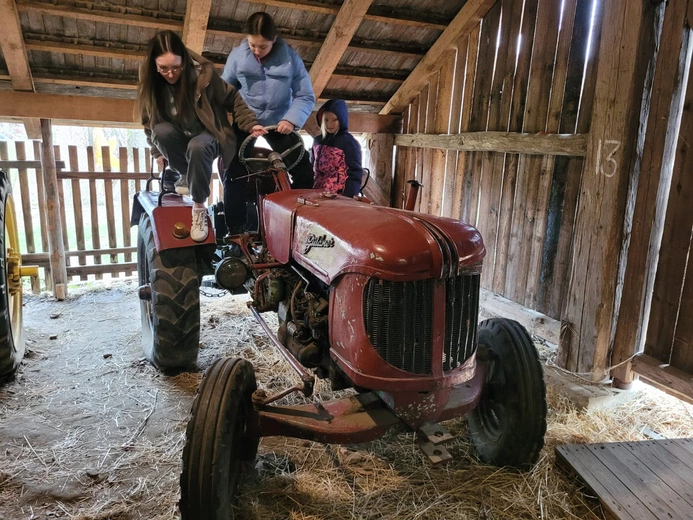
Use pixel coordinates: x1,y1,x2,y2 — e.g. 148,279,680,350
417,423,454,445
417,438,453,465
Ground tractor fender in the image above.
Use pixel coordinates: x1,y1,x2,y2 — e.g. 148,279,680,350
131,191,216,252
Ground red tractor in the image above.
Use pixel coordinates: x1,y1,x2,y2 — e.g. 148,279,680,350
132,129,547,520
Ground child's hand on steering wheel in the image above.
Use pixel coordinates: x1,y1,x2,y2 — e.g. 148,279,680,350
276,120,295,134
250,125,267,138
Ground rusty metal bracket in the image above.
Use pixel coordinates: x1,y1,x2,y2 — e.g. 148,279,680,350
417,423,454,464
418,423,454,445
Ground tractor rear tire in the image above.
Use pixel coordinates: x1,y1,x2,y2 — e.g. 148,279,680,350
0,171,24,382
137,213,200,371
180,357,259,520
467,318,547,469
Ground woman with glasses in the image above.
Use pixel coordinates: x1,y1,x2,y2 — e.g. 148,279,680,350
136,30,266,241
221,12,316,235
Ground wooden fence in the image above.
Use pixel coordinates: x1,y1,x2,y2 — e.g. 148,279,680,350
0,141,224,291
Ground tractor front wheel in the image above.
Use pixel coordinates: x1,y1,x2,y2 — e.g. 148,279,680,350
180,357,259,519
467,318,547,469
137,213,200,371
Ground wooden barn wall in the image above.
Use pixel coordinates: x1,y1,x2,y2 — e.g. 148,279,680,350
392,0,600,320
0,141,223,288
621,0,693,395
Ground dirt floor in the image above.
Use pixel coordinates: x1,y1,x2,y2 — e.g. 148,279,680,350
1,279,692,520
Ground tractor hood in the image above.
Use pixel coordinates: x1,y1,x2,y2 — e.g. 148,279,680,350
262,190,485,284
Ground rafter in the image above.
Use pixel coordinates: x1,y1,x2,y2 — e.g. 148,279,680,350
25,40,146,60
309,0,373,98
16,0,183,30
31,74,137,90
230,0,447,30
4,64,404,91
0,0,42,138
381,0,496,115
182,0,213,54
25,32,424,63
0,0,33,91
205,24,426,57
17,0,446,39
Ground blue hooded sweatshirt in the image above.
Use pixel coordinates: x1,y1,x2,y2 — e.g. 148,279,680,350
222,38,315,128
311,99,363,198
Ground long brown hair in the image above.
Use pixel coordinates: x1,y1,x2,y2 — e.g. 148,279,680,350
136,30,196,126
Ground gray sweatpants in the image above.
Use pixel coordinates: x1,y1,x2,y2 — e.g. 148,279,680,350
151,122,218,203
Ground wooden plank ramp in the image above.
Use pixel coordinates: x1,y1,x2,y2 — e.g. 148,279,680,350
555,439,693,520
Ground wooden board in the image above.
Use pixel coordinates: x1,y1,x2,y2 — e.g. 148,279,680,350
559,1,655,378
556,439,693,520
611,0,690,383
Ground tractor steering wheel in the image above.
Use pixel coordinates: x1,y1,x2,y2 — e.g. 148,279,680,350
238,125,305,171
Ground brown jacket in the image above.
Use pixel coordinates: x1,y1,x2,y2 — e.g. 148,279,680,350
144,49,258,167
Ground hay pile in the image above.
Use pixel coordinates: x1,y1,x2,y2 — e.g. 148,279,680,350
0,281,692,519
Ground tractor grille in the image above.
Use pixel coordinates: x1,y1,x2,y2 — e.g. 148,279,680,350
444,274,480,370
364,274,479,374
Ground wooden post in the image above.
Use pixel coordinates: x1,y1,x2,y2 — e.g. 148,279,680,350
611,1,690,387
39,119,67,300
364,133,394,206
558,0,655,380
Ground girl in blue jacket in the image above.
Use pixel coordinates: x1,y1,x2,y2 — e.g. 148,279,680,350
311,99,364,198
221,12,316,235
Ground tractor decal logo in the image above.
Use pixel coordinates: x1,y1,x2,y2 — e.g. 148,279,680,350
303,233,335,254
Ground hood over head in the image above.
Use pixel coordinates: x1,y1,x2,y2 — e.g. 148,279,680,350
316,99,349,134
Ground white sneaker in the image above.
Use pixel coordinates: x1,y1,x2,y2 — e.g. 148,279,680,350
191,207,208,242
175,175,189,195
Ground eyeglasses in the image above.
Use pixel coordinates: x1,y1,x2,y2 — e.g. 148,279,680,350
157,65,182,75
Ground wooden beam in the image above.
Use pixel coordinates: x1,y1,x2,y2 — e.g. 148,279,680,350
25,40,145,60
26,33,423,62
0,0,34,91
247,0,448,30
22,61,404,88
380,0,496,115
17,0,448,31
182,0,213,54
632,354,693,405
365,6,447,30
19,0,447,32
67,262,138,277
480,289,560,345
206,25,426,58
309,0,374,98
23,246,137,264
394,132,587,156
22,117,42,139
0,90,398,132
16,0,184,30
0,91,137,123
319,90,389,104
0,0,43,142
32,74,137,90
558,0,653,380
0,160,65,169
